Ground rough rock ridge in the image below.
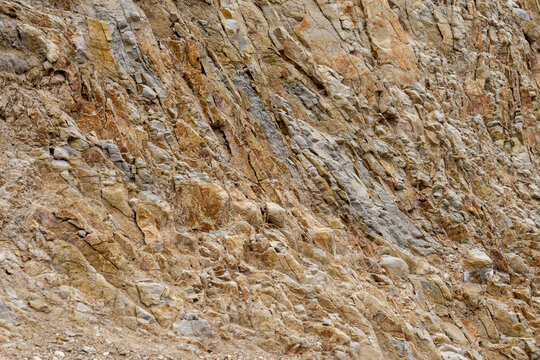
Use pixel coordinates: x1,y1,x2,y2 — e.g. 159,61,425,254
0,0,539,359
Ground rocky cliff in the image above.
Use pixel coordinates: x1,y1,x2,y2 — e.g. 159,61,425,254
0,0,539,359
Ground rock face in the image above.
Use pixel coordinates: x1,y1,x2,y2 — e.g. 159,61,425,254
0,0,539,359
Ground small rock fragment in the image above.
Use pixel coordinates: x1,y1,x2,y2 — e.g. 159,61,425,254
379,255,409,277
53,147,70,160
464,249,492,268
507,253,530,274
136,281,165,306
265,202,285,227
464,248,493,284
142,85,157,99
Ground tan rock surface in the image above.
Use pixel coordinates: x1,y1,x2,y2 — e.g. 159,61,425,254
0,0,538,359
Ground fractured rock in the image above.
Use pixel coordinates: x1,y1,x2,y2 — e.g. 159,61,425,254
265,202,285,228
464,248,493,284
379,255,409,277
507,253,530,274
136,281,165,307
0,0,539,357
232,200,262,227
101,183,134,217
173,313,212,340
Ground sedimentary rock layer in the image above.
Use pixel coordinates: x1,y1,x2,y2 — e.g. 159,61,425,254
0,0,538,359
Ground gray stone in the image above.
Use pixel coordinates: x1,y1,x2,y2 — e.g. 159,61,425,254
82,346,96,353
232,74,290,163
513,8,530,22
0,53,29,74
120,0,141,25
136,281,165,306
350,341,361,354
285,81,319,109
53,147,70,160
103,142,124,162
173,314,212,340
4,286,26,310
142,85,157,100
75,302,92,314
135,306,156,324
0,297,19,324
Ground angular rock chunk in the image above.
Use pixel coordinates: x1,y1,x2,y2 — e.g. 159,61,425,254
136,281,165,307
265,202,285,228
379,255,409,277
101,183,134,217
233,200,262,227
507,253,530,274
463,248,493,284
173,313,212,340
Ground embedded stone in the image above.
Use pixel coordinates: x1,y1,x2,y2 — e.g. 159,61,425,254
265,202,286,228
379,255,409,277
101,183,134,217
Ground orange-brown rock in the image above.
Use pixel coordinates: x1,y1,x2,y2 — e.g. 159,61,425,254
0,0,538,359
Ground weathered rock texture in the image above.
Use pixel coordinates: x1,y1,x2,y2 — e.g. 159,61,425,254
0,0,539,358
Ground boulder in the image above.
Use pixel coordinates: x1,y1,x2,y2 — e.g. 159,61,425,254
173,313,212,340
265,202,285,227
379,255,409,277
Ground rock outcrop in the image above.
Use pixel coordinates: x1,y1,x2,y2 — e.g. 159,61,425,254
0,0,538,359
